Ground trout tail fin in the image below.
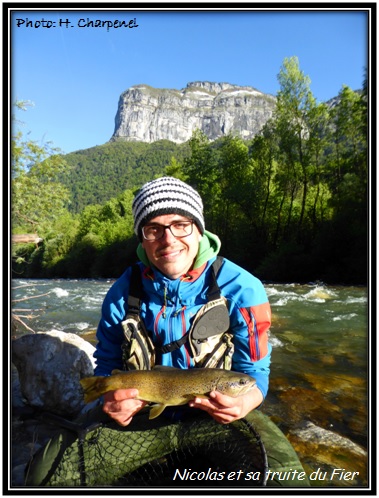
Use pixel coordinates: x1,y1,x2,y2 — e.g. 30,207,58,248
80,376,108,403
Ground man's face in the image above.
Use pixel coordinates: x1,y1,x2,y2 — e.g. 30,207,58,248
141,214,201,279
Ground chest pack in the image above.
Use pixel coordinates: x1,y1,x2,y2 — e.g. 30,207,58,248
121,257,234,371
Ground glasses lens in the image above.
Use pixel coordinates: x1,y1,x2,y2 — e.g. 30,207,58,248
170,221,193,237
142,225,163,240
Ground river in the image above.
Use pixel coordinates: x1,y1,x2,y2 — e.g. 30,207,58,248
11,278,369,488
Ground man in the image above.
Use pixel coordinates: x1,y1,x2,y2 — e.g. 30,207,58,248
94,176,272,426
25,177,309,487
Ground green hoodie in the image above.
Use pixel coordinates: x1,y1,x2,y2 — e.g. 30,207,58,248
136,230,221,273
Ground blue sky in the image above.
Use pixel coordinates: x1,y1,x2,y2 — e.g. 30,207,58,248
10,7,369,155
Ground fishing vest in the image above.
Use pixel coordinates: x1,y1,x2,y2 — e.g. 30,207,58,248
121,257,234,371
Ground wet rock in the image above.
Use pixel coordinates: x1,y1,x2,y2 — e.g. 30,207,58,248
302,372,366,395
290,421,366,457
272,385,342,425
319,354,337,366
288,421,368,486
12,330,96,417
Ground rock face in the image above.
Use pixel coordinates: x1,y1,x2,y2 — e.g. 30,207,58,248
12,330,96,417
111,81,276,144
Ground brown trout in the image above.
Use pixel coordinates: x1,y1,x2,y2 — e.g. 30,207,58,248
80,366,256,419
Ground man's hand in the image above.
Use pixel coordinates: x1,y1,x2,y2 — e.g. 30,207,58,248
189,386,263,424
102,389,147,426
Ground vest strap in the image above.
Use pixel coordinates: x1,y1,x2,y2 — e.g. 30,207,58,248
127,264,143,314
156,334,189,354
206,256,223,301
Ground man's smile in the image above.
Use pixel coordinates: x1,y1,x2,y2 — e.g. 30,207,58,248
158,248,184,260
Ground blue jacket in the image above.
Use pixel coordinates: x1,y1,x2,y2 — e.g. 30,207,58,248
94,232,272,399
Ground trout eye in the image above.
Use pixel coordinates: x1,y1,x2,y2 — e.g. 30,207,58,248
239,379,248,386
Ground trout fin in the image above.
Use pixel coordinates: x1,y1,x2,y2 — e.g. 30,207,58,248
192,394,209,399
111,369,124,375
80,376,104,404
149,403,167,419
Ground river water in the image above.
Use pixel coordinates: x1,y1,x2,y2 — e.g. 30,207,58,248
11,279,369,488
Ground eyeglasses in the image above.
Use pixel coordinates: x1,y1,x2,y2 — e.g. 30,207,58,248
142,220,194,241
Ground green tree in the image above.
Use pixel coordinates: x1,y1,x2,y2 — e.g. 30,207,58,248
305,101,332,230
274,57,331,240
328,85,367,206
165,156,188,181
39,211,80,270
216,136,252,252
249,121,280,244
12,102,71,233
182,130,219,225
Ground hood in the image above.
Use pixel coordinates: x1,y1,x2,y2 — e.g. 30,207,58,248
136,229,221,272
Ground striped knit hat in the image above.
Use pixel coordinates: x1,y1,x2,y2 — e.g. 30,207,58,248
132,177,205,239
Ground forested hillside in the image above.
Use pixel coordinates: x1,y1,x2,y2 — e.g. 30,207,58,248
61,140,190,212
12,58,368,284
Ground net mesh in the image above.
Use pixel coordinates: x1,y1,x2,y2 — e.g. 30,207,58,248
42,411,268,487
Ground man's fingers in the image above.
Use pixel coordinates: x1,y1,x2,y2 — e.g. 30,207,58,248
109,388,139,401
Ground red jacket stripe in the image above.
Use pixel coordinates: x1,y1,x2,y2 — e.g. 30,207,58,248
240,302,271,361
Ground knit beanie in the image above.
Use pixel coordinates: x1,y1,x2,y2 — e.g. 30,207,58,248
132,177,205,239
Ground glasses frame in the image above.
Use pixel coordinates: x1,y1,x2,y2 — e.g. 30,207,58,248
142,220,195,241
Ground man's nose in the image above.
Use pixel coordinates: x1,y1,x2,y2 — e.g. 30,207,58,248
160,226,177,242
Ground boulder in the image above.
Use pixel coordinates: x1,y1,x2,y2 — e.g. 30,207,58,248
12,330,96,417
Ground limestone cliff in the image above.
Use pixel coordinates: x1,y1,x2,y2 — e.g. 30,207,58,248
111,81,276,143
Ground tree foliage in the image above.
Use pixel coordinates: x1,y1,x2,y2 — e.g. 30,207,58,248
60,140,190,212
12,112,71,233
